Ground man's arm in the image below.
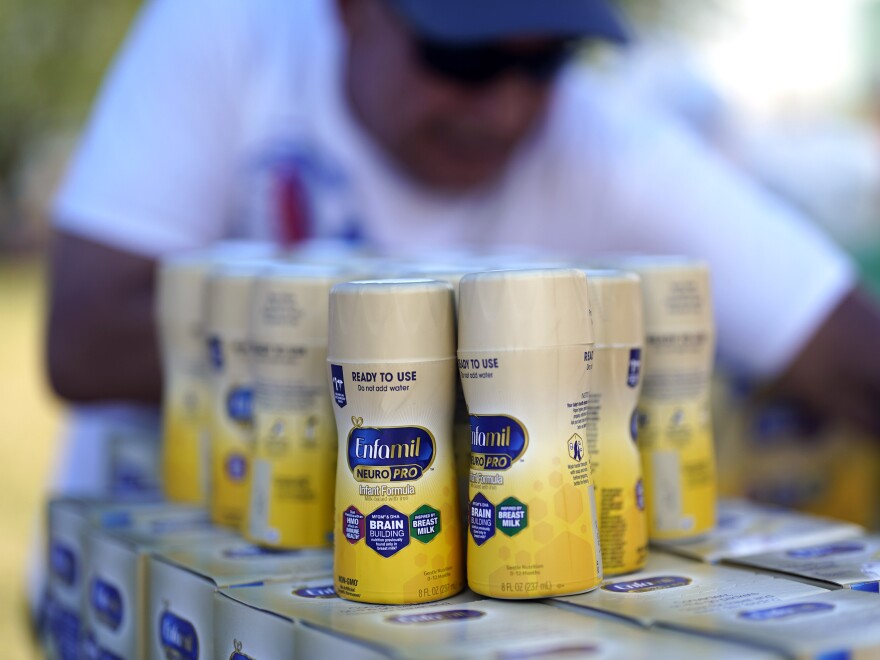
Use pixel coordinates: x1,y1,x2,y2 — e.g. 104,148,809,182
47,230,162,403
772,286,880,436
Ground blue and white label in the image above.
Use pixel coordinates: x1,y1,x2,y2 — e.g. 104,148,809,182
90,577,123,631
469,493,496,546
366,505,410,558
627,348,642,388
738,602,835,621
786,542,866,559
225,453,247,481
331,364,347,408
603,576,692,593
159,610,199,660
386,609,485,625
347,420,435,482
470,414,528,471
226,387,253,425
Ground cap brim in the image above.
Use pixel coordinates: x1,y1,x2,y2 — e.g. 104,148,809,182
387,0,630,44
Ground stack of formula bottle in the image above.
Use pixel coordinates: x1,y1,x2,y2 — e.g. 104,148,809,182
44,242,880,660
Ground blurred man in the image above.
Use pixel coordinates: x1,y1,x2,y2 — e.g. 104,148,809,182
48,0,880,492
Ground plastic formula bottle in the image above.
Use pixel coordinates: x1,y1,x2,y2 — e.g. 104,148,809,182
205,262,269,528
156,253,213,505
245,264,348,549
458,268,603,599
604,257,717,541
583,270,649,574
328,280,464,604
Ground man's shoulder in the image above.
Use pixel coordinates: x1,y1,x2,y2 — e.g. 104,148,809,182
547,65,699,165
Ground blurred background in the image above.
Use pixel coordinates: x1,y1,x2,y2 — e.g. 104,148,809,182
3,0,880,655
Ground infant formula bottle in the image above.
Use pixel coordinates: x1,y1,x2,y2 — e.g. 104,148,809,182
584,269,648,574
245,264,346,548
156,253,213,505
328,280,464,604
206,262,269,528
458,268,602,599
603,257,717,541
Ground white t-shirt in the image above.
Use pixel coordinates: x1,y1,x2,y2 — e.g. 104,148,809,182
55,0,854,378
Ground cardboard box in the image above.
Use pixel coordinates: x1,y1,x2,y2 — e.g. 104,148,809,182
147,540,332,659
45,498,207,659
729,535,880,592
213,578,482,659
296,598,779,659
549,552,826,627
653,499,863,563
661,589,880,659
82,518,235,660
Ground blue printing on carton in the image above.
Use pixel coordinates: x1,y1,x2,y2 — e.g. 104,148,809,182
49,600,80,660
602,576,692,594
386,609,485,625
738,602,835,621
786,542,866,559
90,577,123,631
50,541,77,586
160,609,199,660
294,585,337,599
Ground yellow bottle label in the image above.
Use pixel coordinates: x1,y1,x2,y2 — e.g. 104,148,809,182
161,370,211,505
638,327,716,540
459,347,602,599
587,346,648,575
330,359,464,605
208,336,254,528
246,346,336,548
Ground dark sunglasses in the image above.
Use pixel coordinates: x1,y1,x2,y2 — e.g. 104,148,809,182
415,38,578,87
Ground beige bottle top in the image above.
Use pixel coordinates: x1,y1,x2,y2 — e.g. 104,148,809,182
156,253,213,343
584,270,645,348
458,268,593,351
590,257,714,333
250,264,350,346
327,279,456,362
157,242,280,333
206,260,276,338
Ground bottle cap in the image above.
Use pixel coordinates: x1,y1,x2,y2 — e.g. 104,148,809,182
328,279,456,362
589,256,713,333
458,268,593,351
583,269,644,348
206,260,275,339
250,264,350,346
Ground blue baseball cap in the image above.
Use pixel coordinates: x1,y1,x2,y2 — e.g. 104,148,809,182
386,0,630,44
